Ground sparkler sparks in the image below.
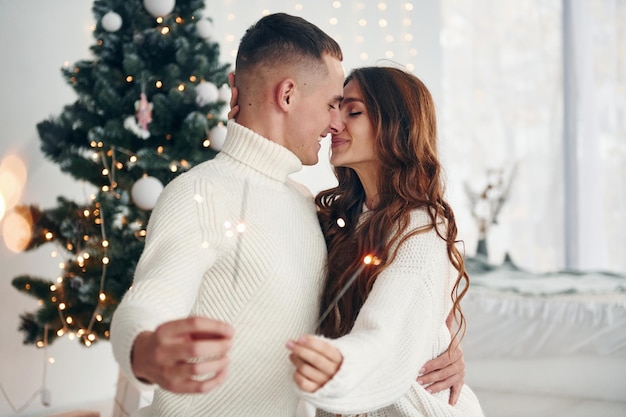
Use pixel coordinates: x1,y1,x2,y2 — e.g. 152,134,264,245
230,180,249,285
315,253,381,330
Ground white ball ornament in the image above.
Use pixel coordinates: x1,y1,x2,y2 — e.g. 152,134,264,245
218,84,232,103
131,176,164,211
143,0,175,18
102,11,123,32
196,19,213,40
209,124,228,151
195,81,219,106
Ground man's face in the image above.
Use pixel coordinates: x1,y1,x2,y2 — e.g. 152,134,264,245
284,55,345,166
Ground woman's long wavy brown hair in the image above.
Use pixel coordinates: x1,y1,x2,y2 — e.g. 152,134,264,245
316,67,469,347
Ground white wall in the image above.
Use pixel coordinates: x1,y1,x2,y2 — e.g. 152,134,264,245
0,1,442,415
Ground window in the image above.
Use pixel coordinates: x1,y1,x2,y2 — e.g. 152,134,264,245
441,0,625,273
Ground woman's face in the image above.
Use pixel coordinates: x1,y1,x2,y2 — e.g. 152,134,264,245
329,80,377,172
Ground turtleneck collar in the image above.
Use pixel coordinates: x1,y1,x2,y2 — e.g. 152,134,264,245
216,120,303,183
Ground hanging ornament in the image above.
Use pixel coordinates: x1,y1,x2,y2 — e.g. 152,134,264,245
124,91,153,139
101,11,123,32
135,92,153,137
209,124,228,152
195,81,219,106
131,176,164,211
143,0,176,18
195,19,213,40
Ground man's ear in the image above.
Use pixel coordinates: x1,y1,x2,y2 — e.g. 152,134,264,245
276,79,296,111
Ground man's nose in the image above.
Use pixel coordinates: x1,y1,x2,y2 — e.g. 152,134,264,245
328,107,344,134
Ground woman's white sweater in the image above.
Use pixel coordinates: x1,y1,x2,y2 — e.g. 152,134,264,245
110,121,327,417
299,209,485,417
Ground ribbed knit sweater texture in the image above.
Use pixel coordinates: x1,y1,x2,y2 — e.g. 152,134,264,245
110,121,327,417
299,210,485,417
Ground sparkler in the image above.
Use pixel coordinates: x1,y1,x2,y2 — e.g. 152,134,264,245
315,253,381,330
230,180,249,285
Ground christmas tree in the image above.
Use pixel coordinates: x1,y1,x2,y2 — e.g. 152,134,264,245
11,0,231,348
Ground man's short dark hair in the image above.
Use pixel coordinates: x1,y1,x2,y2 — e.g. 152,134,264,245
236,13,343,75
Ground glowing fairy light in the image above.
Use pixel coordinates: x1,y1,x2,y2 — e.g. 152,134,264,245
0,195,5,222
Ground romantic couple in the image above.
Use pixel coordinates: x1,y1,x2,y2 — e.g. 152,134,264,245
110,12,484,417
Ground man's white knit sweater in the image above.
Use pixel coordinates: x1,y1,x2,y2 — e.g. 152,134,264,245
110,121,327,417
299,209,485,417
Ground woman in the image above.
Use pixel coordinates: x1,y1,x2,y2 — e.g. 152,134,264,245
287,66,484,416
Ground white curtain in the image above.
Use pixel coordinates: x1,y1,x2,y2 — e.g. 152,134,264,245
440,0,626,274
566,0,626,273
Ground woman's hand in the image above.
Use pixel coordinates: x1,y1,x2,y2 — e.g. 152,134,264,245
227,72,240,120
417,312,465,405
286,335,343,393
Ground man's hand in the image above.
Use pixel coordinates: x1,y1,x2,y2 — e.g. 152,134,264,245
286,335,343,393
131,316,234,394
417,335,465,405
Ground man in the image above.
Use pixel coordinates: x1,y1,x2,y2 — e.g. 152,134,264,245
111,12,345,417
111,12,464,417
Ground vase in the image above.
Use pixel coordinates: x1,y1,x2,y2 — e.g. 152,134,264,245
476,237,488,258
